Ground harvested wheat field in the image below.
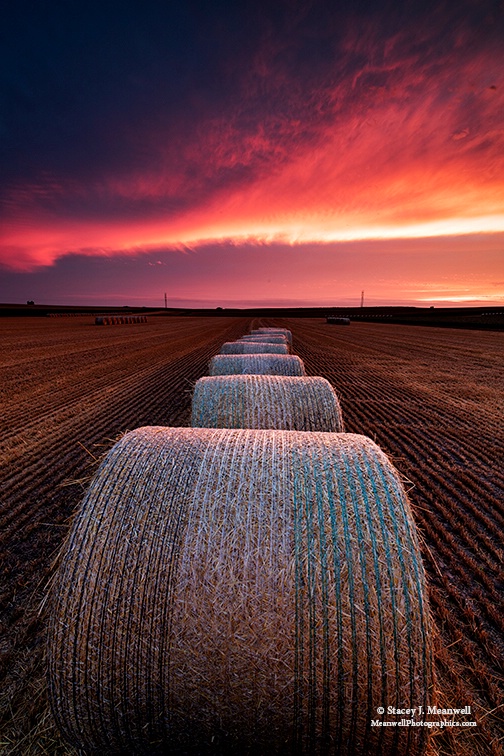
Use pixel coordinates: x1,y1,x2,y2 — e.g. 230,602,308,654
0,315,502,755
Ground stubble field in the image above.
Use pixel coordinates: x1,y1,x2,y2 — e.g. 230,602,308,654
0,315,502,755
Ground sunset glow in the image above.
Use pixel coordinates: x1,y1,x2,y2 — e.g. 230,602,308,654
1,0,503,306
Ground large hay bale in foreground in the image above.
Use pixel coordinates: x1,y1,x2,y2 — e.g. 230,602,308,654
192,375,343,431
209,354,306,376
47,427,434,755
219,341,289,355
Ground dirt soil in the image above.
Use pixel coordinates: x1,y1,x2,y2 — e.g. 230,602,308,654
1,315,502,755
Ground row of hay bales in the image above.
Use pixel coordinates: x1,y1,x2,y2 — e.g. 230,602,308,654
95,314,148,325
47,325,435,754
207,328,307,379
326,316,351,325
194,327,343,432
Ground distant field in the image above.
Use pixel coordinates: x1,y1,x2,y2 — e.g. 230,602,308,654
1,316,502,754
1,302,504,332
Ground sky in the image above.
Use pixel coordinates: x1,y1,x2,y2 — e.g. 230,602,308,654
1,0,503,308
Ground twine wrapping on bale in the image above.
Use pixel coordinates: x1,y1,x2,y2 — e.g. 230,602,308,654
47,426,434,755
191,375,343,431
208,353,306,376
219,341,289,355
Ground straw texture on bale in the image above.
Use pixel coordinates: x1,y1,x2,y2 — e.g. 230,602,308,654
47,427,434,755
191,375,343,431
219,341,289,355
208,353,306,376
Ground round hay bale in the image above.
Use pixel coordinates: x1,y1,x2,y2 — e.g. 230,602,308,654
239,335,288,344
209,354,306,376
47,427,434,755
238,337,290,352
252,328,292,345
219,341,289,355
253,328,291,333
191,375,343,431
238,336,290,350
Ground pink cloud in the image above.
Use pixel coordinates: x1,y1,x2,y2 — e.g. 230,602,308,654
1,13,503,272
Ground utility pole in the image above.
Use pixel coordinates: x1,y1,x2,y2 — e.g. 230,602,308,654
361,290,364,308
164,292,167,309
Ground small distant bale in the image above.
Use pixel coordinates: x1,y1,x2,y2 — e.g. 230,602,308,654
252,328,292,345
240,333,287,340
191,375,343,431
326,317,351,325
219,342,289,355
253,328,290,333
209,354,306,376
238,336,290,352
239,335,289,345
47,426,434,754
